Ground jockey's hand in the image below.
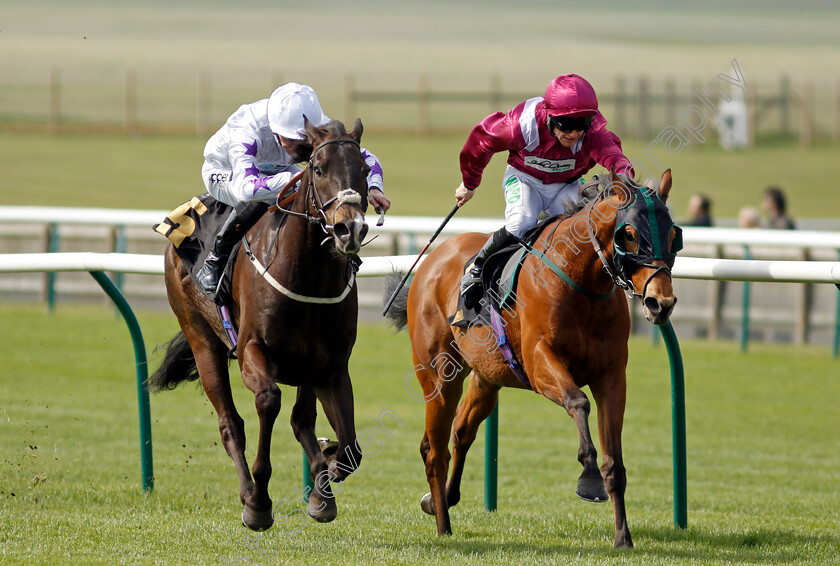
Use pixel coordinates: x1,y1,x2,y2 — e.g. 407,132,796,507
455,182,475,207
368,187,391,213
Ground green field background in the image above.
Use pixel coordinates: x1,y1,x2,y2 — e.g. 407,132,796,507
2,131,838,224
2,1,840,221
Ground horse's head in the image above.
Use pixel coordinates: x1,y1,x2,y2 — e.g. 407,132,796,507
603,170,681,325
302,117,370,255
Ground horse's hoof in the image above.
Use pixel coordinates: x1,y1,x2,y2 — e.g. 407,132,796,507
420,492,435,515
576,477,609,502
317,437,339,459
242,505,274,531
307,494,337,523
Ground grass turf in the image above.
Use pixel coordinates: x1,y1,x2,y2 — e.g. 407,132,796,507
1,131,838,224
0,303,838,565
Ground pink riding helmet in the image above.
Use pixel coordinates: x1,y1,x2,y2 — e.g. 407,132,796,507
543,74,599,118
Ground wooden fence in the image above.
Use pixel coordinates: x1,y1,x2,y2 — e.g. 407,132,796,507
2,69,838,145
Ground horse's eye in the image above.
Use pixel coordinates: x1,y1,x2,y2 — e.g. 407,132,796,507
625,230,635,242
313,166,323,176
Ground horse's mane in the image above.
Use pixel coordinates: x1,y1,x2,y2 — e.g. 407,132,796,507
544,173,649,226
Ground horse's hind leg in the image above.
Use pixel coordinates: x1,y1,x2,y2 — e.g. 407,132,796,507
416,363,466,536
446,372,499,508
238,340,283,531
591,377,633,548
290,386,336,523
192,339,255,509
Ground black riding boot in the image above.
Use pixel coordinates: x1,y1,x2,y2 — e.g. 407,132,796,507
197,201,269,295
459,227,518,296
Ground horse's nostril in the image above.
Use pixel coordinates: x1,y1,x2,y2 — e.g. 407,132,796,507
644,297,661,314
333,222,350,240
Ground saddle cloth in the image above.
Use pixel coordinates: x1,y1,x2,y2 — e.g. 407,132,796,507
153,194,237,303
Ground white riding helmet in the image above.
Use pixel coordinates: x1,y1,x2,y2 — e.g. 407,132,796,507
267,83,330,140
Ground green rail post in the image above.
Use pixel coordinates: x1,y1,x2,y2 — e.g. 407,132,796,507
833,283,840,359
89,270,154,492
740,246,752,353
46,223,59,313
658,320,687,528
303,451,314,502
112,225,128,294
484,402,498,512
834,250,840,359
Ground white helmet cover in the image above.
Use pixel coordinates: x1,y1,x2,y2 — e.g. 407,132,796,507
267,83,330,140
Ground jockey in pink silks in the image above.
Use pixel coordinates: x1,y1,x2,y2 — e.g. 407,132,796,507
454,73,634,296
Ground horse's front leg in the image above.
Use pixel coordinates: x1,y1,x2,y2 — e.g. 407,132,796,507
591,375,633,548
532,342,608,503
314,368,362,485
239,340,283,531
290,386,337,523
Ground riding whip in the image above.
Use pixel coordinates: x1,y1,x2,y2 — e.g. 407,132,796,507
382,203,460,316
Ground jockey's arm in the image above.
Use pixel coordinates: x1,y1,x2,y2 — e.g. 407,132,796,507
362,148,390,212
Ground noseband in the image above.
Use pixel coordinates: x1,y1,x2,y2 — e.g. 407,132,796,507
276,137,364,235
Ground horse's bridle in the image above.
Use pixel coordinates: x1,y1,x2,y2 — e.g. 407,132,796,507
584,188,673,300
275,137,365,235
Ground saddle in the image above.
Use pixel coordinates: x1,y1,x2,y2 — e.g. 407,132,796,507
448,215,563,329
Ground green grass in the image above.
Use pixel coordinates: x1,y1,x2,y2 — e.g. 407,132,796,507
1,130,838,223
1,303,838,565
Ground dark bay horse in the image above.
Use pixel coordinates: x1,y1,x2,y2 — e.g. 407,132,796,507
385,170,680,548
151,119,371,531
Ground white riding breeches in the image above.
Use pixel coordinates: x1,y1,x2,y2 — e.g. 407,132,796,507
501,165,584,237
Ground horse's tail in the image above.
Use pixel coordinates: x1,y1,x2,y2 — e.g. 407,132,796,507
382,272,410,331
148,331,200,392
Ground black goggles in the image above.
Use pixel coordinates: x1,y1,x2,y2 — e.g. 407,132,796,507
547,114,593,133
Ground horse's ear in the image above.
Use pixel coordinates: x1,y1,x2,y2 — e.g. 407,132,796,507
351,118,364,143
303,115,323,145
607,168,633,207
658,169,673,203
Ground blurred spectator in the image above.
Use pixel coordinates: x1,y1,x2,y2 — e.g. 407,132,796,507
761,186,796,229
716,96,748,151
684,193,713,227
738,206,761,228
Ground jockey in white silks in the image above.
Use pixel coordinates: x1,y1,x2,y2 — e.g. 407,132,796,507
196,83,389,295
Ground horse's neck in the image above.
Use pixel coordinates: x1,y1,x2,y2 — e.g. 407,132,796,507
540,200,617,294
266,210,347,284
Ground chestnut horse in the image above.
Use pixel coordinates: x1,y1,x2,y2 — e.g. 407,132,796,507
150,119,371,531
384,170,679,548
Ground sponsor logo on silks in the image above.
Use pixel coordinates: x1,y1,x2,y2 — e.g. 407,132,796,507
209,172,230,185
523,156,576,173
504,176,522,204
258,163,283,174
